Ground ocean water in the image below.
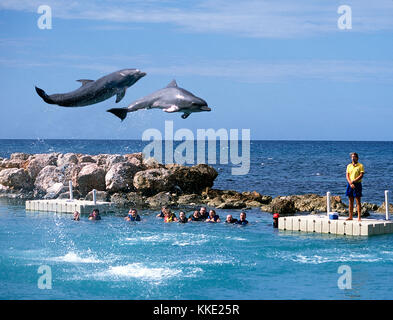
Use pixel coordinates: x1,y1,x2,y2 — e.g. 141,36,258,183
0,140,393,299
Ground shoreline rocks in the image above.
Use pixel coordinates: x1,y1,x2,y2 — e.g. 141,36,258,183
0,152,387,215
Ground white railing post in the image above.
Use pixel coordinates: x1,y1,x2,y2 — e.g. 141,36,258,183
326,191,331,217
69,181,73,201
93,189,97,205
385,190,390,220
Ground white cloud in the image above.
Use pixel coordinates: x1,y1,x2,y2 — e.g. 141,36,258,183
1,0,393,38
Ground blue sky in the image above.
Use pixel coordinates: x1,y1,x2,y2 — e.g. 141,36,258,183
0,0,392,140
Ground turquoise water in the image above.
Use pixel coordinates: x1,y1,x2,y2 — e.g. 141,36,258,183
1,199,393,300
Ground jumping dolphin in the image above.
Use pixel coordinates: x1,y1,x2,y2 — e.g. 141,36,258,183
35,69,146,107
107,80,211,120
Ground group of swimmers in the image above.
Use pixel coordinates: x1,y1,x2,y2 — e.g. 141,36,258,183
72,206,249,225
72,209,101,221
156,206,248,225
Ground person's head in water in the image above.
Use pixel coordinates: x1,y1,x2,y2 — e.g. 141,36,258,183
226,214,233,223
129,208,138,217
350,152,359,164
164,208,172,217
193,210,200,218
179,211,186,220
208,209,216,219
199,207,207,216
239,211,247,221
73,211,80,221
89,208,101,220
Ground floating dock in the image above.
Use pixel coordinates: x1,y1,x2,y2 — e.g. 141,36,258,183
25,199,115,214
278,215,393,236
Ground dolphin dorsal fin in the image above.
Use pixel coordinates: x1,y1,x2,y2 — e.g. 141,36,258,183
77,79,94,86
166,79,178,88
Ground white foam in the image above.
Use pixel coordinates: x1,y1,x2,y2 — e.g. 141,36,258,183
106,263,182,281
49,252,102,264
225,236,246,241
291,253,381,264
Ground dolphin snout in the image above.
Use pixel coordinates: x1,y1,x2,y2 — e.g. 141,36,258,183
139,72,147,77
201,106,211,111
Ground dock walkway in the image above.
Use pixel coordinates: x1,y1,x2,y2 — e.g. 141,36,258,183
278,214,393,236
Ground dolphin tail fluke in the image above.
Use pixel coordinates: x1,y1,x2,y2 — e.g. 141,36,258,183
35,86,54,104
107,108,128,121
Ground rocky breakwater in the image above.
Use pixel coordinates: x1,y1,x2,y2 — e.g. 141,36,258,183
0,152,388,215
0,152,218,208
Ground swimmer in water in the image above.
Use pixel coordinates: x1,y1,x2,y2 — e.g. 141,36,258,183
88,209,101,220
188,210,202,222
72,211,80,221
178,211,188,223
199,206,208,220
164,208,178,223
156,206,168,218
235,211,248,225
225,214,237,224
205,209,220,223
125,208,141,221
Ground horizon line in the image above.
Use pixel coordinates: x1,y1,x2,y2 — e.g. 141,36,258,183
0,138,392,142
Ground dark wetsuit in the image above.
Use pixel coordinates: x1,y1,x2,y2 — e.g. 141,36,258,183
225,218,238,224
199,212,209,220
207,215,220,222
89,213,101,220
235,219,248,225
178,217,188,223
127,214,141,221
189,215,203,222
157,211,165,218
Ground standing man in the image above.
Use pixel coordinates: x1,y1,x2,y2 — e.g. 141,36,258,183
346,152,365,221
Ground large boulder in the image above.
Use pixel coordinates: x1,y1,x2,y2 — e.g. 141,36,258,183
165,163,218,194
216,200,247,209
271,197,296,214
93,154,126,170
10,153,30,161
177,194,203,205
44,182,68,199
143,157,163,169
78,155,96,163
0,153,30,169
362,202,379,213
105,154,126,170
240,191,272,204
57,153,78,167
133,168,173,195
34,165,64,193
25,153,58,180
260,194,348,214
75,163,106,196
85,190,109,202
58,189,81,200
377,202,393,214
146,191,174,209
105,162,140,193
124,152,144,168
110,192,147,208
288,194,347,213
0,168,33,190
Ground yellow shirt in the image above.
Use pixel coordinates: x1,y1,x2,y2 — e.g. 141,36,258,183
346,163,365,183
